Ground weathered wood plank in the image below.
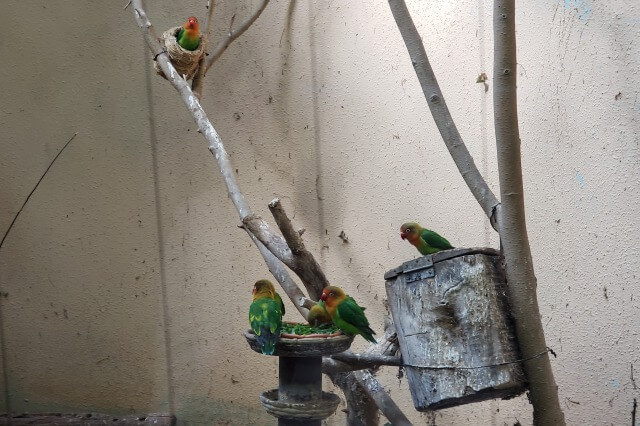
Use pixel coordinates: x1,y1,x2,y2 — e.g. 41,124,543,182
385,248,525,411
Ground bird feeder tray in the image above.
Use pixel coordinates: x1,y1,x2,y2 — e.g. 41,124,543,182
384,247,526,411
244,323,352,425
154,27,204,81
243,326,354,358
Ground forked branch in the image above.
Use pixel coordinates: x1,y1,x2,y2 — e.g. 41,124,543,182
131,2,408,422
205,0,271,73
131,0,314,308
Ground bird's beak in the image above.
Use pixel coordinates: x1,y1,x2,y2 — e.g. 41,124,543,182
400,232,406,240
252,287,256,294
320,293,327,301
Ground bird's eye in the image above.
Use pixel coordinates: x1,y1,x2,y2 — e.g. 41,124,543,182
329,292,334,297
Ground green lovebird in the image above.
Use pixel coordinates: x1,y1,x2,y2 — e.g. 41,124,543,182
400,222,454,255
321,286,376,343
177,16,201,51
249,279,285,355
307,300,332,326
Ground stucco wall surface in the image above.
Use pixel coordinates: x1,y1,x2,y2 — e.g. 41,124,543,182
0,0,638,425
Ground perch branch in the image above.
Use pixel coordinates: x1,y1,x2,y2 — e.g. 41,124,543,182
330,351,402,370
493,1,564,424
132,3,409,422
204,0,271,73
387,0,501,231
192,0,217,99
131,0,312,311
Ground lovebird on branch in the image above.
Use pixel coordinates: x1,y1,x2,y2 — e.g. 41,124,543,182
307,300,332,326
400,222,454,255
177,16,201,51
249,279,285,355
321,286,376,343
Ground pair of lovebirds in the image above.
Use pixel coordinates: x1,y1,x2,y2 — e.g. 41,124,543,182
249,222,453,355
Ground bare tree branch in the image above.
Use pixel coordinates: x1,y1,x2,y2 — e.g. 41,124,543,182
205,0,270,73
354,370,413,426
131,3,409,422
268,199,305,253
131,0,313,307
387,0,501,231
243,200,329,300
192,0,217,99
242,226,312,317
330,351,402,370
493,1,564,424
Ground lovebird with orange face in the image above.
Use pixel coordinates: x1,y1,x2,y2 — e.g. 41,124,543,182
177,16,201,51
400,222,453,255
321,286,376,343
307,300,332,326
249,279,285,355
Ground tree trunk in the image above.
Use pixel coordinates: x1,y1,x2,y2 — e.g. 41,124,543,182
493,1,565,424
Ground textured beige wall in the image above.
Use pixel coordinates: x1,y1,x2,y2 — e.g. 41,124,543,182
1,0,639,425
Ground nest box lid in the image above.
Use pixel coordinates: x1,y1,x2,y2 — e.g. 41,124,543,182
384,247,500,280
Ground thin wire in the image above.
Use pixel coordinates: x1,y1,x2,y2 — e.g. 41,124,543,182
403,347,555,370
0,132,78,251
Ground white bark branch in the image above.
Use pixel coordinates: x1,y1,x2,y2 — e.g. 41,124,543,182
204,0,270,73
131,3,409,422
387,0,501,231
131,0,310,310
493,1,565,424
242,227,312,317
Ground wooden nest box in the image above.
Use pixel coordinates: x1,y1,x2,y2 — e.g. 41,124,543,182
384,247,526,411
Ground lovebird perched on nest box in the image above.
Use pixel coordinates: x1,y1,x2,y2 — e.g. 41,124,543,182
307,300,332,326
177,16,201,51
400,222,454,255
249,279,285,355
321,286,376,343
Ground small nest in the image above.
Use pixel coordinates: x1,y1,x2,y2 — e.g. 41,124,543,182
154,27,204,81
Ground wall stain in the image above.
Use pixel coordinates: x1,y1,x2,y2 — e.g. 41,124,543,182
563,0,592,21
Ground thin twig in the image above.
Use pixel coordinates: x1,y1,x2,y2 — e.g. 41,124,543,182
192,0,217,99
205,0,270,73
387,0,501,231
0,132,78,251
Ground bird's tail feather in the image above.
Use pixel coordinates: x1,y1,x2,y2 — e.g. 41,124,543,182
256,327,280,355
